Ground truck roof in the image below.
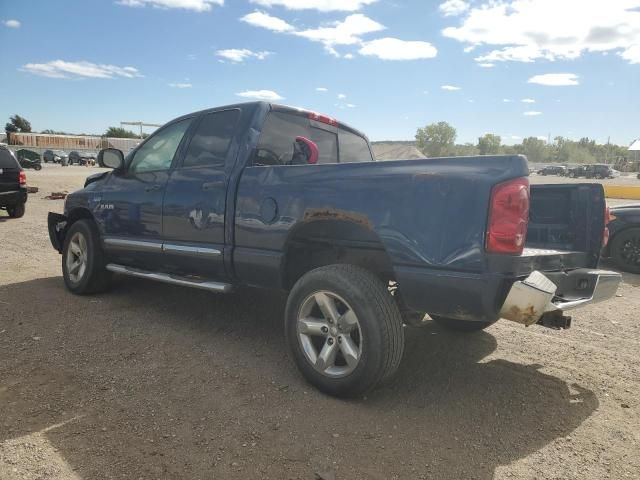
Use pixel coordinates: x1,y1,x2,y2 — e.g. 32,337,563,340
171,101,369,142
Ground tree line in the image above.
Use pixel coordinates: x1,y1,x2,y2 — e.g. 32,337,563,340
416,121,635,169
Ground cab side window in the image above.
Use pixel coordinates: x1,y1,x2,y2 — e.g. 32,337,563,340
129,119,191,173
183,110,240,168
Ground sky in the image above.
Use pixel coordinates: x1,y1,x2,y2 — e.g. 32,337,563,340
0,0,639,145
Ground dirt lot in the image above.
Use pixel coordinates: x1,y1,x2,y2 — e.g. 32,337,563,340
1,165,639,480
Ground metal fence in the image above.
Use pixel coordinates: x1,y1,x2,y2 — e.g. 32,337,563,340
7,132,141,155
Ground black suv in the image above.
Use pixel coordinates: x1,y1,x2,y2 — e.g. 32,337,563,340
566,165,586,178
43,150,68,164
537,165,566,176
585,164,616,179
69,150,97,166
0,146,27,218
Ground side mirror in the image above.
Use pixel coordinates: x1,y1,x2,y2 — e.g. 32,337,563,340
98,148,125,170
292,136,319,165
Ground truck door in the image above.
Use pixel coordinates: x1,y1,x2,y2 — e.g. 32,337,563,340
100,118,192,269
161,109,241,279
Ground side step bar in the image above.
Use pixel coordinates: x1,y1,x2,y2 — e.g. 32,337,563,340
106,264,233,293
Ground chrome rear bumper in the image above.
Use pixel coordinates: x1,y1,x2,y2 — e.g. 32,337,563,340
500,269,622,327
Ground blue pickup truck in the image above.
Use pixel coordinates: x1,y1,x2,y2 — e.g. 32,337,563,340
48,102,621,397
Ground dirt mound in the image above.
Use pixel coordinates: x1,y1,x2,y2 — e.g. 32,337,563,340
372,142,424,160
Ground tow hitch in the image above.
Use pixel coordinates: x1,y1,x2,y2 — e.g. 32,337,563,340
537,311,572,330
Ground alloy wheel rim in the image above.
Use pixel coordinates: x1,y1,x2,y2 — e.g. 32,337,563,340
66,232,88,283
297,291,363,378
621,237,640,266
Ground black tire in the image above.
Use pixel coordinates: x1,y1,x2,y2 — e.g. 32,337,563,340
430,315,496,332
62,219,112,294
7,202,25,218
35,164,42,171
610,228,640,274
285,265,404,398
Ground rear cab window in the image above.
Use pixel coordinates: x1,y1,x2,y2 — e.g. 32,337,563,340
254,110,373,166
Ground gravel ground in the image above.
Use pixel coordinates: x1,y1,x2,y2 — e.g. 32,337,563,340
1,165,639,480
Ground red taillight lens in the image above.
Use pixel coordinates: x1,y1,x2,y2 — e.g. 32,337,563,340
486,177,530,255
603,205,612,248
308,112,338,127
19,170,27,185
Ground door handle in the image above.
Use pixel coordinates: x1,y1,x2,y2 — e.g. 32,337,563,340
145,184,162,192
202,181,225,191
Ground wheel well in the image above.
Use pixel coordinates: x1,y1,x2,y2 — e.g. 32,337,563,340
282,220,395,290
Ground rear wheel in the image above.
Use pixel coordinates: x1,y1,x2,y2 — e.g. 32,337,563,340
611,228,640,274
430,315,495,332
285,265,404,398
62,220,112,294
7,202,25,218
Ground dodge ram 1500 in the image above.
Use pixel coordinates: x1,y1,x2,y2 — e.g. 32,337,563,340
49,102,621,397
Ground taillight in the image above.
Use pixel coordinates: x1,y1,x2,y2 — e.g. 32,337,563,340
486,177,530,255
308,112,338,127
19,170,27,185
603,205,613,248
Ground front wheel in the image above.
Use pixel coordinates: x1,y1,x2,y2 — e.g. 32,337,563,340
62,220,112,294
285,265,404,398
430,315,496,332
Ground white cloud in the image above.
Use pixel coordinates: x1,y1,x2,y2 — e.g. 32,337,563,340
441,85,461,91
346,103,356,108
22,60,142,79
503,98,511,102
240,10,294,32
477,62,494,67
528,73,579,86
116,0,223,11
216,48,272,62
620,44,640,63
511,135,521,140
524,111,543,116
442,0,640,65
242,11,436,61
3,19,21,28
439,0,469,17
295,14,385,52
169,82,192,88
338,93,347,99
359,37,438,60
236,89,284,101
521,98,536,103
316,87,328,92
250,0,377,11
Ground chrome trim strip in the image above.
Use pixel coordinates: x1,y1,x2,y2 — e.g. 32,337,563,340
106,264,232,293
162,243,222,258
103,238,163,252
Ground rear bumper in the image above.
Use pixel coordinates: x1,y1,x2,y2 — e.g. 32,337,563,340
499,269,621,327
396,266,621,325
0,189,27,207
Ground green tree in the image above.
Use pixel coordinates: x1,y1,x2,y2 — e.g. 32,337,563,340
477,134,502,155
415,121,457,157
105,126,139,139
5,114,32,137
520,137,548,164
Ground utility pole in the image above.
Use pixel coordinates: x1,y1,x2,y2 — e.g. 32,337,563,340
120,121,163,138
